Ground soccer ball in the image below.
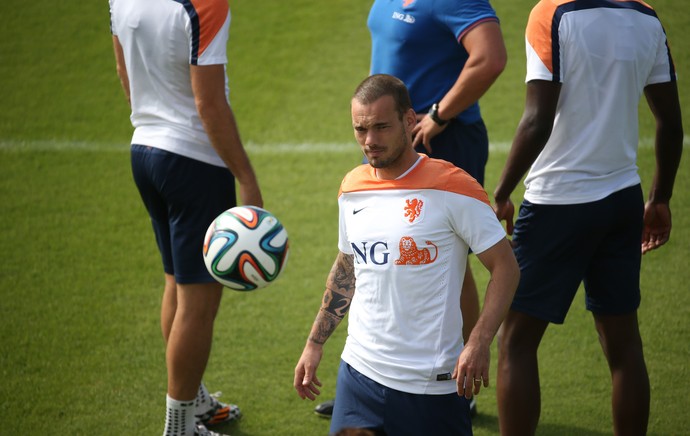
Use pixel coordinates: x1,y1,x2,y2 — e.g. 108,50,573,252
203,206,289,291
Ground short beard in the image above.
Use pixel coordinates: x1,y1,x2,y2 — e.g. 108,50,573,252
368,130,410,169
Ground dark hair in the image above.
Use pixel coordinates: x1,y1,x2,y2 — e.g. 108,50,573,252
352,74,412,120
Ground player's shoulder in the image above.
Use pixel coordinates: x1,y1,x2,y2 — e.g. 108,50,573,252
419,157,490,204
421,156,463,174
339,164,375,195
529,0,579,21
532,0,574,10
420,157,467,183
191,0,229,15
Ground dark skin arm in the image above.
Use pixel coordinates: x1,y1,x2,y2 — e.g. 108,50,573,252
641,81,683,253
493,80,561,234
493,80,683,253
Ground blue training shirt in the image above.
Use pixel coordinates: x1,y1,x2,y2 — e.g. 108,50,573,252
368,0,499,124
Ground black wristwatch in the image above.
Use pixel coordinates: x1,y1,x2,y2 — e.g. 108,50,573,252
428,103,449,126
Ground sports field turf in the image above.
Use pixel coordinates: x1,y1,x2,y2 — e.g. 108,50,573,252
0,0,688,434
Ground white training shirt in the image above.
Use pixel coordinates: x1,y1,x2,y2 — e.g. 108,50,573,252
523,0,676,204
109,0,231,167
338,155,506,395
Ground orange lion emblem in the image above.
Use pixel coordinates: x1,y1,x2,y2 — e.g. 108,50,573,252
404,198,423,223
395,236,438,265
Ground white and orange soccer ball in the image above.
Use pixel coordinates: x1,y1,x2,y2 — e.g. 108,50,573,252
203,206,289,291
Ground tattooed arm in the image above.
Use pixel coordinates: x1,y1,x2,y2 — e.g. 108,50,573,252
294,251,355,400
309,251,356,344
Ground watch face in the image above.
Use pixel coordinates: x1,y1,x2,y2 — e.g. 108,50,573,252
430,103,447,125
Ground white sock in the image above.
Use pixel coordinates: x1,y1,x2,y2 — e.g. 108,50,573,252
195,382,212,415
164,395,196,436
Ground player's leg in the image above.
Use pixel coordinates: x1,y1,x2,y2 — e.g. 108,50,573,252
498,199,593,435
161,273,177,341
593,312,649,435
162,276,242,425
330,361,385,434
166,281,223,401
584,185,646,435
162,274,239,427
497,310,548,436
162,281,224,435
384,389,472,435
130,145,177,343
172,159,240,430
151,149,236,434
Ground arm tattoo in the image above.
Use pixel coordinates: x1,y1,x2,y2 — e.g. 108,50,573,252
308,253,355,345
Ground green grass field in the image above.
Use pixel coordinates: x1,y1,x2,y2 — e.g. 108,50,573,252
0,0,688,434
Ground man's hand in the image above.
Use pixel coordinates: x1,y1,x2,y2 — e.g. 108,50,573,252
493,197,515,236
642,200,672,254
453,340,491,398
411,114,448,154
294,342,324,401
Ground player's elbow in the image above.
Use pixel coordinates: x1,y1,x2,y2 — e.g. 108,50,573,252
473,54,506,84
659,119,684,146
478,43,507,82
488,50,507,80
195,96,228,123
518,112,553,145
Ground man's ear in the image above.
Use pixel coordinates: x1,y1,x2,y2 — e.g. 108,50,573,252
405,108,417,130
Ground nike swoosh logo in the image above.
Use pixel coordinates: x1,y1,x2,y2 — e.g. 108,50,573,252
353,207,367,215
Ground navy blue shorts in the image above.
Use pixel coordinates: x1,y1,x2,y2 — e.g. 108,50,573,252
130,144,236,284
415,119,488,186
511,185,643,324
330,361,472,436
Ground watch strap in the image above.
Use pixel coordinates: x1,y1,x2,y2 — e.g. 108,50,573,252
429,103,448,126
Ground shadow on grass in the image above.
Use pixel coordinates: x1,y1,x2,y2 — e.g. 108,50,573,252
212,411,611,435
472,413,609,435
206,420,243,436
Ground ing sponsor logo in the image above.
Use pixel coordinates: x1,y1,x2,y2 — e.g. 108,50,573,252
351,236,437,266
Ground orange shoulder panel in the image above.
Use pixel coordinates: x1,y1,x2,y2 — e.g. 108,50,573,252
339,156,490,206
338,164,376,197
526,0,571,75
190,0,229,57
412,158,491,206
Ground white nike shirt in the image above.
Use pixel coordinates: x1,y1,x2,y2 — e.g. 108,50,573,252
338,156,506,395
